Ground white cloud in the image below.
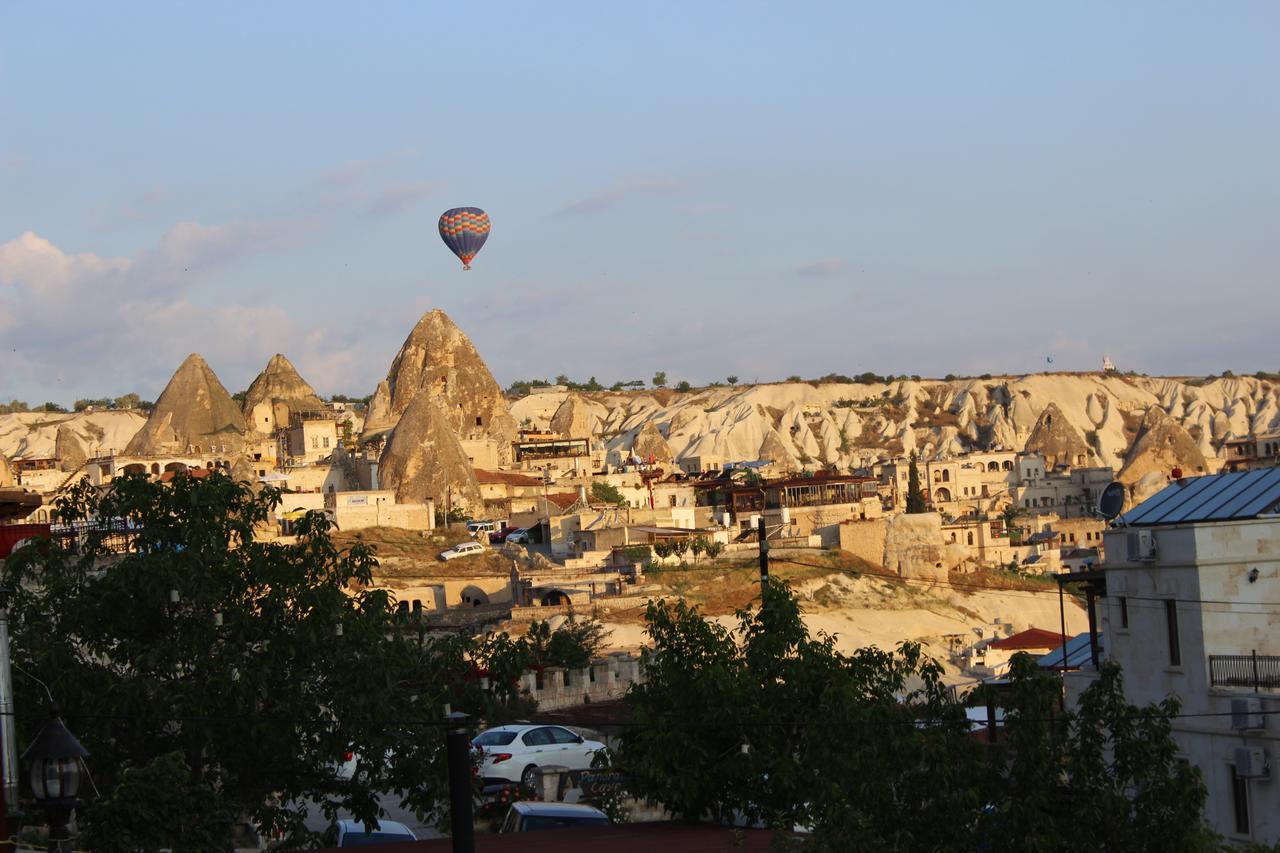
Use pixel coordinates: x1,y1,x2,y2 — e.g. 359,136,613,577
361,180,441,220
552,179,682,217
0,223,371,402
794,258,846,277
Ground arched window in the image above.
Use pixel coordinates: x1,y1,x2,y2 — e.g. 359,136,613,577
967,531,974,546
941,469,950,482
1002,461,1013,471
988,461,999,472
150,463,160,475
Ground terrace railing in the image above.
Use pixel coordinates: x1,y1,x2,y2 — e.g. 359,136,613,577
1209,651,1280,691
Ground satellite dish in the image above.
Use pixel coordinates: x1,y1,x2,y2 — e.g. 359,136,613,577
1096,481,1125,521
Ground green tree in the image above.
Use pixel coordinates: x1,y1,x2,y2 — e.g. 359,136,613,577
689,537,706,562
555,374,571,385
81,751,236,853
703,540,725,560
590,481,626,505
620,583,1219,852
620,583,978,848
675,381,692,393
652,371,667,388
583,376,603,391
38,401,68,412
0,399,29,413
74,397,112,412
906,452,927,513
978,655,1218,851
1,474,469,845
652,540,673,559
726,375,738,385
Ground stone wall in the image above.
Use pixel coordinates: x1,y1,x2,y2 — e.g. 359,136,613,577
838,518,890,567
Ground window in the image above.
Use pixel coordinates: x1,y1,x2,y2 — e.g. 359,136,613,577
1231,766,1250,835
475,416,483,426
311,436,318,449
1164,599,1180,666
549,727,581,744
1118,596,1128,629
473,730,517,746
967,532,974,546
323,436,330,448
522,727,553,746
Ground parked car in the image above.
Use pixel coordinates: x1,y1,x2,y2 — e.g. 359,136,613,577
437,541,486,561
498,802,610,833
467,520,496,538
489,526,522,544
335,818,416,846
472,724,606,789
504,529,532,545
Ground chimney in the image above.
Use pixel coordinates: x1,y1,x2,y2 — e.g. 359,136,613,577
578,484,588,504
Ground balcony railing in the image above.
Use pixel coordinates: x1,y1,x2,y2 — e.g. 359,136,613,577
1208,652,1280,691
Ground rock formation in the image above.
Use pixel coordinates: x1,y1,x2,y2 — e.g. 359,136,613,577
124,354,247,456
362,380,395,435
378,394,481,511
242,353,326,432
54,425,87,472
362,310,518,462
1023,402,1091,469
549,395,597,438
758,428,796,470
631,420,674,463
882,512,955,582
1117,406,1209,485
0,452,13,488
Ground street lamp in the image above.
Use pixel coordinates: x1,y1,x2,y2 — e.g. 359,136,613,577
21,706,88,853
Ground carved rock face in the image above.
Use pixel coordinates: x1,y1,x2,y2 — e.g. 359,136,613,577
378,393,481,511
125,354,247,455
241,353,326,432
362,309,517,462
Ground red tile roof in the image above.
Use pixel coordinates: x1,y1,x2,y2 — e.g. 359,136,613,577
158,468,215,483
988,627,1064,651
475,469,543,487
546,491,580,510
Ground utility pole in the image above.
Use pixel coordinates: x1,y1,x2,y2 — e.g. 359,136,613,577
757,514,769,596
444,710,475,853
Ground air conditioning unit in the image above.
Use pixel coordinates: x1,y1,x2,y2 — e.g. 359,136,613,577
1126,529,1157,562
1235,746,1270,779
1231,697,1266,731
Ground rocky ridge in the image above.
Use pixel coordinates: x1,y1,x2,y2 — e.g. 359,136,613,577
510,374,1280,478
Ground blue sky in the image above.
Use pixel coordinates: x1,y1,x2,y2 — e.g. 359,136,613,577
1,2,1276,403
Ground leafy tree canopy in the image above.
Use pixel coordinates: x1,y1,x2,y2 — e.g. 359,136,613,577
619,582,1217,852
1,474,524,846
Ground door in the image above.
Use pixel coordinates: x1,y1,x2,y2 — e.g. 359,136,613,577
548,726,591,769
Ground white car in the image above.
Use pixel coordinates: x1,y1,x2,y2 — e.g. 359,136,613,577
473,724,606,789
437,541,486,561
504,529,532,545
467,520,496,538
498,801,610,832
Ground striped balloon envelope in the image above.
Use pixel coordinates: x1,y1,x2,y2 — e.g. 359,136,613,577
438,207,491,270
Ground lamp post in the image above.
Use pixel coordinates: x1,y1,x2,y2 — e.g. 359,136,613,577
21,707,88,853
0,586,21,838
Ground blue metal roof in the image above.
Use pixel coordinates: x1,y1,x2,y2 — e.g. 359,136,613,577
1038,632,1096,670
1118,467,1280,527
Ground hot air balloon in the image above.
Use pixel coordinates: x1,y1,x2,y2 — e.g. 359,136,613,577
438,207,491,270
